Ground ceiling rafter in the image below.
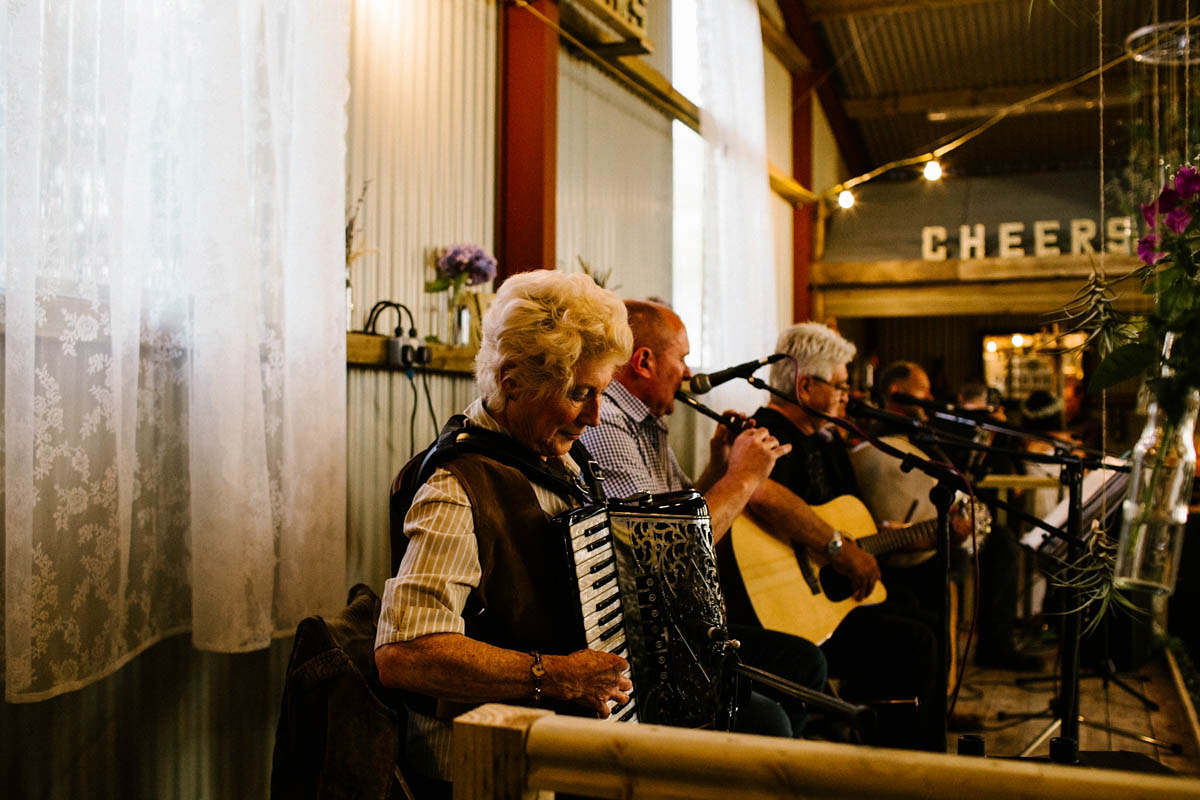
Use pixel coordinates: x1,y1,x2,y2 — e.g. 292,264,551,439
776,0,872,176
803,0,999,22
842,78,1135,119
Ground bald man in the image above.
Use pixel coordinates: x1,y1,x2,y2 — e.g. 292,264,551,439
581,299,829,739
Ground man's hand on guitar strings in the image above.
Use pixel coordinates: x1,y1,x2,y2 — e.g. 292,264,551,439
830,537,880,600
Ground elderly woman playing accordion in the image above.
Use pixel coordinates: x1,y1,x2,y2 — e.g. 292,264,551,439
375,271,635,791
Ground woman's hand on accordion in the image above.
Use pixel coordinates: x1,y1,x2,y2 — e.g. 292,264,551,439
544,648,633,718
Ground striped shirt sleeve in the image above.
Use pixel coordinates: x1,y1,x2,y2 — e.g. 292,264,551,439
375,468,480,646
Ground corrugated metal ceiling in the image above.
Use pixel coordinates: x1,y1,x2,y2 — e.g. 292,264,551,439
803,0,1197,177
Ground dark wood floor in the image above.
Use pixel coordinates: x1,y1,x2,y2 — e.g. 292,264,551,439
945,635,1200,778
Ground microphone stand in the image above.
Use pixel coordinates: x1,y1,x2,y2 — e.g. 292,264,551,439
745,376,963,752
890,393,1111,463
734,662,876,736
885,418,1172,759
671,388,875,735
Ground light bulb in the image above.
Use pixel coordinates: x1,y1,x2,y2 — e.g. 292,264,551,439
837,190,854,209
923,160,942,181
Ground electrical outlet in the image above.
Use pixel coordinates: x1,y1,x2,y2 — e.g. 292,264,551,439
386,337,413,369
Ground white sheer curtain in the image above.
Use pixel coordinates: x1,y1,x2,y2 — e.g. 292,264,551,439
3,0,348,702
696,0,777,415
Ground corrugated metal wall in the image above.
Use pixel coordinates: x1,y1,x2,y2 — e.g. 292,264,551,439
556,50,675,304
556,48,704,470
345,0,498,591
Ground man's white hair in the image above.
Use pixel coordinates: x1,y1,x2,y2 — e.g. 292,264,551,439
768,322,856,401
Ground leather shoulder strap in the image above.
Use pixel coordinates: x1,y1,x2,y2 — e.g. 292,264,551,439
389,416,602,574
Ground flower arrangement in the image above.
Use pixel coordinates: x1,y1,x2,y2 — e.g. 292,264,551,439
425,243,497,306
345,181,373,330
1082,165,1200,421
1071,164,1200,596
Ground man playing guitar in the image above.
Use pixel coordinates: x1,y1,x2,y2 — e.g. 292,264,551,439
716,323,943,751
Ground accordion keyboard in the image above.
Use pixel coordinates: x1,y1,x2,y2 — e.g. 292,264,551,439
566,507,638,723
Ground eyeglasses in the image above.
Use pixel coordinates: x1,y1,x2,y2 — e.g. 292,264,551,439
811,375,851,394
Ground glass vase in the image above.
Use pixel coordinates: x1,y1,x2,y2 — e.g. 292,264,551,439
1112,389,1199,594
449,297,471,347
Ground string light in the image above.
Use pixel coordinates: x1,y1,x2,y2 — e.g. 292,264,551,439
923,160,942,181
824,14,1200,204
837,190,855,209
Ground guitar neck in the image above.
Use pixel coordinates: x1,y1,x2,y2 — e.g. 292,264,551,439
857,519,936,556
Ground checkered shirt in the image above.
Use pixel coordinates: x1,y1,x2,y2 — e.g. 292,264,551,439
580,381,692,501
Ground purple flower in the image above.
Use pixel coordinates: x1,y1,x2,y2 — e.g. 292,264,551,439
1166,204,1193,235
1142,201,1158,229
437,243,497,287
1176,166,1200,200
1143,188,1183,230
1137,233,1167,265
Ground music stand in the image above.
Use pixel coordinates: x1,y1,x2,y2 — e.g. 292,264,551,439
1007,457,1182,756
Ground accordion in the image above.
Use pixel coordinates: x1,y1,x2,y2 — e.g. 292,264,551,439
557,490,736,730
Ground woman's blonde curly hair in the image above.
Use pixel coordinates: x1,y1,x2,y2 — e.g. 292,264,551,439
475,271,632,406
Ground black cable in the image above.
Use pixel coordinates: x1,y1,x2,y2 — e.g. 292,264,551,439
392,302,417,337
408,372,419,460
363,300,392,334
420,366,439,429
365,300,420,341
369,302,404,337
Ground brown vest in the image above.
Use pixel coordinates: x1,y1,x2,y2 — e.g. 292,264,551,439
404,452,591,718
442,453,588,656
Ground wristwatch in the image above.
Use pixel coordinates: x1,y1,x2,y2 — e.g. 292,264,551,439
530,650,546,703
825,530,845,558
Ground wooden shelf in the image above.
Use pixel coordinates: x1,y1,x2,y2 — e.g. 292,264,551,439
346,332,476,375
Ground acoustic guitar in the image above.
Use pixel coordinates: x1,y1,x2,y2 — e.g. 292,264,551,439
730,495,989,645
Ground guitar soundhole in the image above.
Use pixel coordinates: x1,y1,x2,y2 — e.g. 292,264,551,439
818,566,854,603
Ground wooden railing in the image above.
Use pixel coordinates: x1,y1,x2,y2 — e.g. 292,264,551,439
453,704,1200,800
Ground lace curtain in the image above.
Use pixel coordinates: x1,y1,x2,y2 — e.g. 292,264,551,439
3,0,348,702
696,0,777,414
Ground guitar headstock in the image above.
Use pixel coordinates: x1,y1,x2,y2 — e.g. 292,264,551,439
951,497,992,540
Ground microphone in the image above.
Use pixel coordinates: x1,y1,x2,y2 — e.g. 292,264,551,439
846,397,921,430
687,353,787,394
889,392,952,414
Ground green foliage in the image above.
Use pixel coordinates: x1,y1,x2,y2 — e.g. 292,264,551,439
345,180,372,267
1089,341,1157,392
1085,165,1200,424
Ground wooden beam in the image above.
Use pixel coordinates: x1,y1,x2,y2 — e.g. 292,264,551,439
499,1,560,279
454,704,554,800
768,162,818,206
815,279,1153,319
760,10,810,75
811,254,1141,286
346,334,476,373
804,0,998,22
454,703,1200,799
557,5,699,131
842,79,1134,120
611,55,700,131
